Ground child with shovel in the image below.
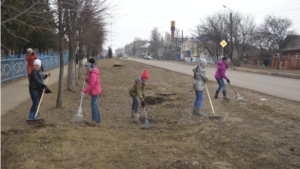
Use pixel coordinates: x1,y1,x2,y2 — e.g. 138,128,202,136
28,59,50,119
192,58,208,116
129,69,149,123
81,58,102,123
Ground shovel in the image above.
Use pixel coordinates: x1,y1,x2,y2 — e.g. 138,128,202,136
26,76,50,124
141,107,154,128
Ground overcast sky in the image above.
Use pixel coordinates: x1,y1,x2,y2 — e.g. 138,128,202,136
105,0,300,50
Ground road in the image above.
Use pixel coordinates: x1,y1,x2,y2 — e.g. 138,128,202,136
128,58,300,102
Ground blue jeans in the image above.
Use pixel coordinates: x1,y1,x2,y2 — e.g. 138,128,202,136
130,95,140,113
29,89,42,113
216,79,226,92
194,91,204,108
91,95,100,122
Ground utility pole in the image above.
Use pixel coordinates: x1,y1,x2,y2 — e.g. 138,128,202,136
223,5,233,60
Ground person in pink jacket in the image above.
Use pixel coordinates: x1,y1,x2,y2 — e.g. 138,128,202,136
81,58,102,123
214,57,231,100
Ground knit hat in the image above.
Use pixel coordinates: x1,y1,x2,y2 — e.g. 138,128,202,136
141,69,149,79
27,48,33,53
33,59,42,66
88,58,95,64
222,57,231,63
198,58,207,66
86,58,95,69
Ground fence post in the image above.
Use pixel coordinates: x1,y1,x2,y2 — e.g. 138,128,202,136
12,55,14,79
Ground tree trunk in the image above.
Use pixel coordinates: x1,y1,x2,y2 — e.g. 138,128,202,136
67,40,75,90
56,1,64,108
78,40,83,79
56,35,64,108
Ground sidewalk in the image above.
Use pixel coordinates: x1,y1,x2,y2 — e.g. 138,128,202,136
1,59,87,116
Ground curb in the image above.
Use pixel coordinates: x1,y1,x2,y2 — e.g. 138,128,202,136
128,57,300,79
232,67,300,79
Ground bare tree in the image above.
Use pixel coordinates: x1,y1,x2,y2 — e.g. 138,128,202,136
195,12,227,63
149,27,161,56
163,32,171,46
233,14,256,65
259,15,294,69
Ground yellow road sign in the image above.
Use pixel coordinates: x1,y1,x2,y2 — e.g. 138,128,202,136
220,40,227,47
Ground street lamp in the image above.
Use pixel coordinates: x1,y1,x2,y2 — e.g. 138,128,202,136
223,5,233,59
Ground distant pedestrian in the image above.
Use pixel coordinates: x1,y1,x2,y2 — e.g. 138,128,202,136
81,58,102,123
129,69,149,123
192,58,208,116
28,59,50,119
214,57,231,100
25,48,38,83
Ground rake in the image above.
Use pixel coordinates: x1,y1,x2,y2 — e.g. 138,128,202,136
70,81,86,125
205,84,223,120
229,83,244,101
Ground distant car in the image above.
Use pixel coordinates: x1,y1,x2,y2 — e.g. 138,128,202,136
123,54,128,58
143,56,153,60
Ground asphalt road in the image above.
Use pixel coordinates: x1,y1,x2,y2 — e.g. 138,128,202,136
128,58,300,102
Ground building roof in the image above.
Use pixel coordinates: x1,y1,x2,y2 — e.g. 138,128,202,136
141,43,150,48
183,35,215,43
282,35,300,51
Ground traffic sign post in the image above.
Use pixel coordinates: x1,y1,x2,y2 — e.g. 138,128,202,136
220,40,227,57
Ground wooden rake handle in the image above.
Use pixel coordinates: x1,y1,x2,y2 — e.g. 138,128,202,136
34,76,50,118
205,83,216,115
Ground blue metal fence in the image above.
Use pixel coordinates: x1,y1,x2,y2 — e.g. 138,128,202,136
1,54,69,83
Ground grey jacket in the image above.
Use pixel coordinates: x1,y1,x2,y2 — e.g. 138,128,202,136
192,65,208,91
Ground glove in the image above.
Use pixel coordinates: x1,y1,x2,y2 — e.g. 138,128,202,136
41,84,47,89
48,73,51,77
141,101,145,108
84,75,88,80
227,79,230,84
80,92,85,97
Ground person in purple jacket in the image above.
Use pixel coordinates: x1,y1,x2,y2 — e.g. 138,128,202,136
214,57,231,100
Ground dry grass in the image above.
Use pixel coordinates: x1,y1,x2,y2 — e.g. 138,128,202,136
1,58,300,169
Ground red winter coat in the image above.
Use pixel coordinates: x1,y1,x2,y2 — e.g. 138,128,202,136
83,68,102,96
25,53,37,75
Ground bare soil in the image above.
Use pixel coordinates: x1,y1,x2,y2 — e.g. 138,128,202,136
1,58,300,169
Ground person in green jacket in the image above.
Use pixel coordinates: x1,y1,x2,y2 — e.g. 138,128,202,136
192,58,208,116
129,69,149,122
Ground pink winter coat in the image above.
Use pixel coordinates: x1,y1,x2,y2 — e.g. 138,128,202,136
215,60,228,80
83,68,102,96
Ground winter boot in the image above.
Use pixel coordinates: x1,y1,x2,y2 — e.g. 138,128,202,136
222,91,230,100
195,108,204,117
192,107,197,115
214,90,220,99
131,110,134,118
28,112,35,120
133,112,140,123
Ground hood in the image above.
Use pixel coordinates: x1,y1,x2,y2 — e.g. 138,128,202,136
90,67,100,75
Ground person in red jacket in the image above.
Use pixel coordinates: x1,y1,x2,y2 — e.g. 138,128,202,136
25,48,38,82
81,58,102,123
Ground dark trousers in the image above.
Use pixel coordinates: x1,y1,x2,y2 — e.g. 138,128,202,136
130,95,140,113
29,89,42,113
